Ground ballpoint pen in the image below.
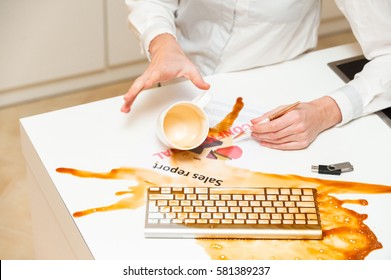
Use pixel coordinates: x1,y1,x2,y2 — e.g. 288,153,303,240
260,101,300,123
233,101,301,142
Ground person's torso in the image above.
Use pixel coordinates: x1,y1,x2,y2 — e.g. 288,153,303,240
175,0,321,75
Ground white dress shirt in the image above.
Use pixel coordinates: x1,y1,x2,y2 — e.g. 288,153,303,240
125,0,391,126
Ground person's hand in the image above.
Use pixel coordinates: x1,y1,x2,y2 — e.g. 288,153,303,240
121,33,210,113
250,96,342,150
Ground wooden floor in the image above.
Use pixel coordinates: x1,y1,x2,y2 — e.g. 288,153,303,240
0,31,357,259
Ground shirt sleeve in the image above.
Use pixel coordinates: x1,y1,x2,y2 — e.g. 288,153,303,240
328,0,391,126
124,0,178,60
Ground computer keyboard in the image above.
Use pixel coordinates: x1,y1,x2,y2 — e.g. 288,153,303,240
144,186,322,240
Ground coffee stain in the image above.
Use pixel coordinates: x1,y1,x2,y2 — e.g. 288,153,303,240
209,97,244,137
56,167,162,218
56,97,391,260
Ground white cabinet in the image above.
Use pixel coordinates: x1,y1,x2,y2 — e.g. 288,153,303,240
0,0,106,91
106,0,144,67
0,0,147,107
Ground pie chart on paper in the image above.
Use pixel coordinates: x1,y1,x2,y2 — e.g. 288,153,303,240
212,146,243,160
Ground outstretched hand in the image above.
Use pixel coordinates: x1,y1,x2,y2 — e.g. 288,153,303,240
121,34,210,113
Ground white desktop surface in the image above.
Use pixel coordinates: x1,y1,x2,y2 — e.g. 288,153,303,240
20,43,391,260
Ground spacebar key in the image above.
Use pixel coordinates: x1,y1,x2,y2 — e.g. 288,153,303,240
210,188,266,195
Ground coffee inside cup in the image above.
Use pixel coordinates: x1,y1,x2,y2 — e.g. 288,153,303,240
163,103,208,149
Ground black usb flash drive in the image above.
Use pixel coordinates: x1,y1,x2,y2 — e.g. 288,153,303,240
311,162,354,176
311,165,342,175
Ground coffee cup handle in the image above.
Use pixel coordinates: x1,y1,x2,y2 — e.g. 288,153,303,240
191,90,211,108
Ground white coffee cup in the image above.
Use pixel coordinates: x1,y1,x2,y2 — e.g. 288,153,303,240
156,91,211,150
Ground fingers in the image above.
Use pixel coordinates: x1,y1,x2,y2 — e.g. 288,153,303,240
191,76,210,90
121,61,209,113
121,78,145,113
251,114,268,124
258,140,311,150
121,69,163,113
250,118,295,149
250,109,316,150
251,105,286,124
121,33,210,113
184,66,210,90
252,127,314,150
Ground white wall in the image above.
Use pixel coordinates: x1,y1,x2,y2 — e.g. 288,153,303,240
0,0,351,108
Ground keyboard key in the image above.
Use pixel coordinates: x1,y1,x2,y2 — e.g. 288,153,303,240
149,194,173,200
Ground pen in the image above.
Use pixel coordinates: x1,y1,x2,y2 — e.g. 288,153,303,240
259,101,301,124
233,101,301,142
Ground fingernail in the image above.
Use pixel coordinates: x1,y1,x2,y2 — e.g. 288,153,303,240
259,118,269,124
121,105,129,113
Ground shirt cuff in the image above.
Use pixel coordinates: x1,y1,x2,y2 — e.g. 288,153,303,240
327,84,364,127
141,24,176,61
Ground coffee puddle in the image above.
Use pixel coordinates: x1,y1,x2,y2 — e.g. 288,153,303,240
56,97,391,260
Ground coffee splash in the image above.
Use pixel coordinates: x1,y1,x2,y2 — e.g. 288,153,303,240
56,97,391,260
209,97,244,137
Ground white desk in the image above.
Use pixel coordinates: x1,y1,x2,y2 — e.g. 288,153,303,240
20,43,391,260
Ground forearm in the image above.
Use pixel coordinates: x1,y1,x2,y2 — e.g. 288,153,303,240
125,0,178,58
311,96,342,130
333,0,391,125
149,33,183,58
